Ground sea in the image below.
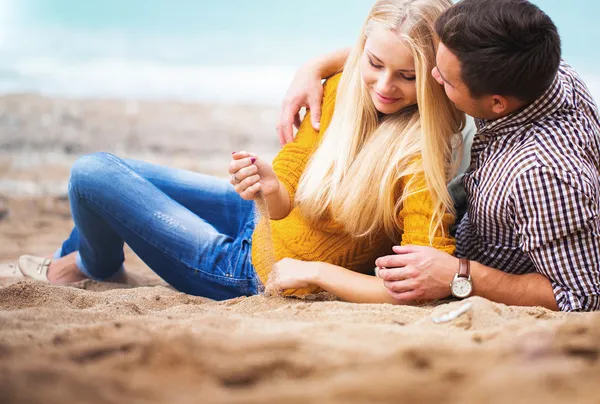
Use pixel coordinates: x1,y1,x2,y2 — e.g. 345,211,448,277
0,0,597,105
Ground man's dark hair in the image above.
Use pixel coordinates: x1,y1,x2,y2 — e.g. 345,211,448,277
435,0,561,103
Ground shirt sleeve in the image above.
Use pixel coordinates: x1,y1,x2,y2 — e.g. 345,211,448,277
512,166,600,311
399,173,456,255
272,74,341,203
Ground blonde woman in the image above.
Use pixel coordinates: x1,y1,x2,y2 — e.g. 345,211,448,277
14,0,464,304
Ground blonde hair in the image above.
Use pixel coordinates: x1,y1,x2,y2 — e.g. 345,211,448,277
295,0,465,243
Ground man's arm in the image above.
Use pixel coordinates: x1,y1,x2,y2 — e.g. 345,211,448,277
470,261,558,310
310,48,351,79
375,245,559,310
377,166,600,312
511,167,600,312
277,48,351,145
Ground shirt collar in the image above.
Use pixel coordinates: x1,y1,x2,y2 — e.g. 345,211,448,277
475,68,568,137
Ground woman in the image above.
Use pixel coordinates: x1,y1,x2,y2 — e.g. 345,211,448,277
14,0,464,304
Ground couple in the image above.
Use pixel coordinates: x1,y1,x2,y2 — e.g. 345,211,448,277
13,0,600,311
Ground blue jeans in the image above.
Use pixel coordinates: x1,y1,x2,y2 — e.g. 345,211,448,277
57,152,259,300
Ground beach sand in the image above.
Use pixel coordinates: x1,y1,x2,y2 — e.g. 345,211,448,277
1,94,599,404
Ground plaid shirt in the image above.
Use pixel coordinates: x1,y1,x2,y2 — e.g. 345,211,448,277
456,62,600,312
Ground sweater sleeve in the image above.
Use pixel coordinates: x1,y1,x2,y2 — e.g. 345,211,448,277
399,173,456,255
272,73,342,204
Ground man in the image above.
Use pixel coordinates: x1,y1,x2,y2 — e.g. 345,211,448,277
277,0,600,311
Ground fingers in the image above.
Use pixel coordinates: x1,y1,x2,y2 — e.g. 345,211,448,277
238,182,262,200
276,90,322,145
293,113,301,130
375,253,417,269
379,266,424,304
376,266,419,282
231,151,257,161
264,270,286,296
234,173,260,192
387,289,422,304
229,156,257,176
282,124,294,145
282,101,297,143
264,281,281,297
276,122,293,147
231,170,260,199
383,279,415,294
276,123,286,147
229,153,261,200
233,165,259,182
392,245,423,254
276,126,285,147
279,101,301,145
307,92,322,131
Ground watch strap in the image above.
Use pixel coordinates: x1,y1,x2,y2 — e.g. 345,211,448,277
458,258,470,278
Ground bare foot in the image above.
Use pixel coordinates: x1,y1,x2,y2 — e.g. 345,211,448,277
47,252,88,284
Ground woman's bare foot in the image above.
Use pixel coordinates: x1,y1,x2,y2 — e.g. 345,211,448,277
47,252,88,284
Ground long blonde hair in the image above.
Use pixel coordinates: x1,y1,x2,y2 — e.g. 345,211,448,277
295,0,465,243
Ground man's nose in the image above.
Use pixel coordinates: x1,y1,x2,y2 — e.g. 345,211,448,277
432,67,443,85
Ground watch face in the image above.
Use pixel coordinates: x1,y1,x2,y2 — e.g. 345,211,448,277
452,277,473,298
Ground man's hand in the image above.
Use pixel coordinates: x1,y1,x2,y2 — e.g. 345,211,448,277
277,64,324,146
375,245,459,304
276,48,351,146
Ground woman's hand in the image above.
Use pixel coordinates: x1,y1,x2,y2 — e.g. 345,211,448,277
265,258,321,296
229,151,279,200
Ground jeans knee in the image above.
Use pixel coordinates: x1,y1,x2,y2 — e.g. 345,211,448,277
69,152,118,196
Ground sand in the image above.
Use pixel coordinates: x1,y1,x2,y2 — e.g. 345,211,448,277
1,94,600,404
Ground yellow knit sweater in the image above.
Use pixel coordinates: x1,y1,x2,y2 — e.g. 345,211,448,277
251,73,455,292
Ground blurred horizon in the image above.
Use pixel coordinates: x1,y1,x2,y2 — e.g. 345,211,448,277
0,0,598,104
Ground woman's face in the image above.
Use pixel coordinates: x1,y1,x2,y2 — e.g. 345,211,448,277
361,25,418,115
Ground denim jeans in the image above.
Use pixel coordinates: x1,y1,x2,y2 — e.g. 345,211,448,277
56,152,259,300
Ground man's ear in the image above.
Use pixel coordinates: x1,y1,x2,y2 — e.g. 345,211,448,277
491,95,510,115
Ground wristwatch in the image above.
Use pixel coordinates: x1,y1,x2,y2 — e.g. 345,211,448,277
450,258,473,299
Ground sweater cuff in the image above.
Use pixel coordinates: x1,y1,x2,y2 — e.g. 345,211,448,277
272,144,312,202
401,232,456,255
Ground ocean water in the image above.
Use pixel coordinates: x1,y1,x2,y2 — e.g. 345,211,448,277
0,0,598,104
